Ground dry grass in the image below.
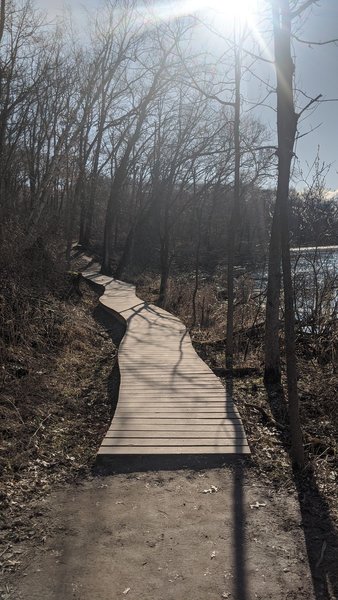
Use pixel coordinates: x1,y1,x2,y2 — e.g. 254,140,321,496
136,272,265,353
136,270,338,522
0,236,117,571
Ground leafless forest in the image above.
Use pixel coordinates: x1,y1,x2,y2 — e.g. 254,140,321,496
0,0,337,595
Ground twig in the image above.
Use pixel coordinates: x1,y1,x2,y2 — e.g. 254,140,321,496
2,398,24,425
293,34,338,46
291,0,319,19
245,402,286,430
315,541,327,569
28,414,52,445
297,94,322,119
0,544,11,558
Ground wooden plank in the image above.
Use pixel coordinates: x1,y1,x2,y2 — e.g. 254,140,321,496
104,433,245,440
98,446,250,455
119,379,223,385
117,409,237,413
116,404,235,409
116,400,231,404
117,397,230,401
118,384,226,390
110,417,243,424
120,369,213,372
118,395,229,400
117,399,231,404
118,393,229,399
102,433,246,440
118,391,227,396
101,438,247,446
106,424,245,431
115,412,239,418
106,428,243,435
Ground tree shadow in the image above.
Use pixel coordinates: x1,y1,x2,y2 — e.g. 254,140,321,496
226,376,248,600
265,382,338,600
92,303,125,421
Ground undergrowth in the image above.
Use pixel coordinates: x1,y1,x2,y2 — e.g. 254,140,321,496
0,232,116,572
136,270,338,521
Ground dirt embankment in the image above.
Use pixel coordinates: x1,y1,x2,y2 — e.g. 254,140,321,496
0,244,122,575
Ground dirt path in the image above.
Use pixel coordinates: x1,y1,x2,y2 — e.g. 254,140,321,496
5,466,315,600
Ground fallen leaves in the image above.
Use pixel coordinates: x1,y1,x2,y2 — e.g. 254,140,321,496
202,485,218,494
250,501,266,509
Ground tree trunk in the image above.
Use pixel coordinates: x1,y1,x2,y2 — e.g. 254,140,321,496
0,0,5,45
264,203,282,383
65,193,76,265
158,230,170,307
114,225,135,280
226,43,241,370
78,198,87,246
191,224,201,328
101,183,116,275
272,0,304,467
82,115,106,246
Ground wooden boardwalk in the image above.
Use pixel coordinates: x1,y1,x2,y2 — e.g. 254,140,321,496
83,267,250,459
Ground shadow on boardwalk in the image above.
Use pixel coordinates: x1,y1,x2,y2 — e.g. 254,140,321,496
92,304,125,419
266,383,338,600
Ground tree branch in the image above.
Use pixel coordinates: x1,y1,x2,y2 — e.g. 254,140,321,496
241,47,274,64
290,0,319,19
297,93,322,119
292,34,338,46
295,122,322,140
0,0,5,45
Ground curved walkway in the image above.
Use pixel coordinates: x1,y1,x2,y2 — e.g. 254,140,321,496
83,267,250,459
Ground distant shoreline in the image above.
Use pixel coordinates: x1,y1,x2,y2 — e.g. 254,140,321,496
290,245,338,252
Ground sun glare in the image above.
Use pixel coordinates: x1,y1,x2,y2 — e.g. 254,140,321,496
193,0,258,24
210,0,256,22
146,1,258,30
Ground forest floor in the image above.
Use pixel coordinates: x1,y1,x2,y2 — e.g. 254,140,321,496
1,252,337,599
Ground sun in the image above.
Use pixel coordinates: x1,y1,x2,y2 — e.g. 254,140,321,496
192,0,258,24
211,0,256,20
143,1,258,31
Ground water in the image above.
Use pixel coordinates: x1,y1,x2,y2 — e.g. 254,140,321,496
247,246,338,331
250,246,338,291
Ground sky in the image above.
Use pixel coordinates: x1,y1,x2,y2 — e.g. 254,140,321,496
289,0,338,193
36,0,338,193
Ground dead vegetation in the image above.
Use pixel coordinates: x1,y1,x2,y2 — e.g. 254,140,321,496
136,271,338,519
0,236,117,573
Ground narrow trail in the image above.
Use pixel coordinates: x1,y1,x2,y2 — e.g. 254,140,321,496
82,267,250,463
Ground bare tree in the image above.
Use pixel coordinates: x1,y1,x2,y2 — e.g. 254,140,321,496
225,36,241,370
100,19,194,275
79,3,142,247
270,0,305,466
264,204,282,383
0,0,5,44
